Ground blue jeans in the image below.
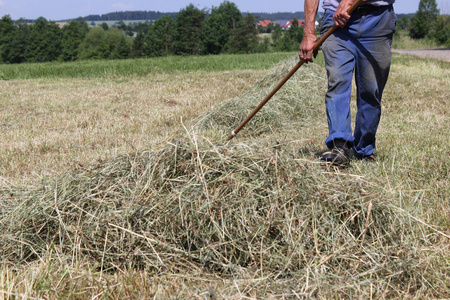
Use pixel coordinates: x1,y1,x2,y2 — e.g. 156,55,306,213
320,6,396,156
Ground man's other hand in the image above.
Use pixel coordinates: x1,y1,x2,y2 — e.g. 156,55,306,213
299,34,319,63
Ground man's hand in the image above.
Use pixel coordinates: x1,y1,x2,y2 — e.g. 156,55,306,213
333,0,359,27
299,34,319,63
299,0,320,63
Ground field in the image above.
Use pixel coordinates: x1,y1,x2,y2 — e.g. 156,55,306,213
0,52,449,299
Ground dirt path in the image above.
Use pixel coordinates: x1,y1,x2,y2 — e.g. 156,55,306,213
392,48,450,62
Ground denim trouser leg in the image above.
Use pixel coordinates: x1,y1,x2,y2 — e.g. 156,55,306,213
353,35,393,156
322,34,356,149
320,7,396,156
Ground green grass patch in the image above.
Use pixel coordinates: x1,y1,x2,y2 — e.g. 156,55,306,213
392,30,443,49
0,52,296,80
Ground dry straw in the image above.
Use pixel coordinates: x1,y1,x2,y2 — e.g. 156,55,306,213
196,57,326,138
0,57,447,297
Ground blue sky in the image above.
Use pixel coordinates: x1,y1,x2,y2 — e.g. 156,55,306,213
1,0,448,21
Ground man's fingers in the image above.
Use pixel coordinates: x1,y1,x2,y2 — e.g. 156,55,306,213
313,48,319,58
299,36,319,63
333,10,351,27
335,19,346,27
299,49,313,63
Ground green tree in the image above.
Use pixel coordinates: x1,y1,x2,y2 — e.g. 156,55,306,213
202,12,229,54
279,18,304,51
60,17,89,61
409,0,440,39
257,24,267,34
267,22,274,34
5,19,31,63
212,1,242,30
143,15,175,57
117,21,127,31
271,24,283,49
254,36,271,53
78,27,129,60
107,28,131,59
131,31,146,58
78,27,110,59
202,1,243,55
133,22,151,35
434,15,450,47
410,12,428,39
172,4,206,55
78,27,131,60
118,21,134,37
0,15,16,63
227,14,259,54
396,15,410,31
27,17,62,62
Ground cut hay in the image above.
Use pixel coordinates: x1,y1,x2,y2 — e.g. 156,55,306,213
196,56,326,138
0,136,446,296
0,56,448,298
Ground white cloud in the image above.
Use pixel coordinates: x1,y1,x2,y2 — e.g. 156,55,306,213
112,2,133,11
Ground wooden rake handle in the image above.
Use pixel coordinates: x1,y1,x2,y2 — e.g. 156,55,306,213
227,0,364,140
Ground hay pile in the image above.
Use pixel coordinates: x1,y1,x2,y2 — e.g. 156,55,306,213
0,57,446,297
197,56,325,137
0,138,439,291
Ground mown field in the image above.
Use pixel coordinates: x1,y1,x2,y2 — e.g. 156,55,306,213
0,51,449,299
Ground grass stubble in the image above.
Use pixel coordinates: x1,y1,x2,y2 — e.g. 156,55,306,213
0,70,263,184
0,53,449,299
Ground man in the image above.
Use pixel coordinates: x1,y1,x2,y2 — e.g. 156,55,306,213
299,0,396,165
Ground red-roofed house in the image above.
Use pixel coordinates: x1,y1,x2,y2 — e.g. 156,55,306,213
284,19,305,29
270,19,306,30
257,20,273,27
258,19,309,30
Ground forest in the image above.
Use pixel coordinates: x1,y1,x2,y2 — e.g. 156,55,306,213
0,0,448,64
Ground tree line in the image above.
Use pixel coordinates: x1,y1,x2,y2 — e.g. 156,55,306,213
81,11,177,22
0,1,305,64
80,10,304,23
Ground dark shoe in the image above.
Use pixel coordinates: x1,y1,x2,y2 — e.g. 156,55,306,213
320,140,350,166
320,147,350,166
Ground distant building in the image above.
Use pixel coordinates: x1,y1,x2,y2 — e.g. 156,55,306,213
257,19,306,30
257,20,273,28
